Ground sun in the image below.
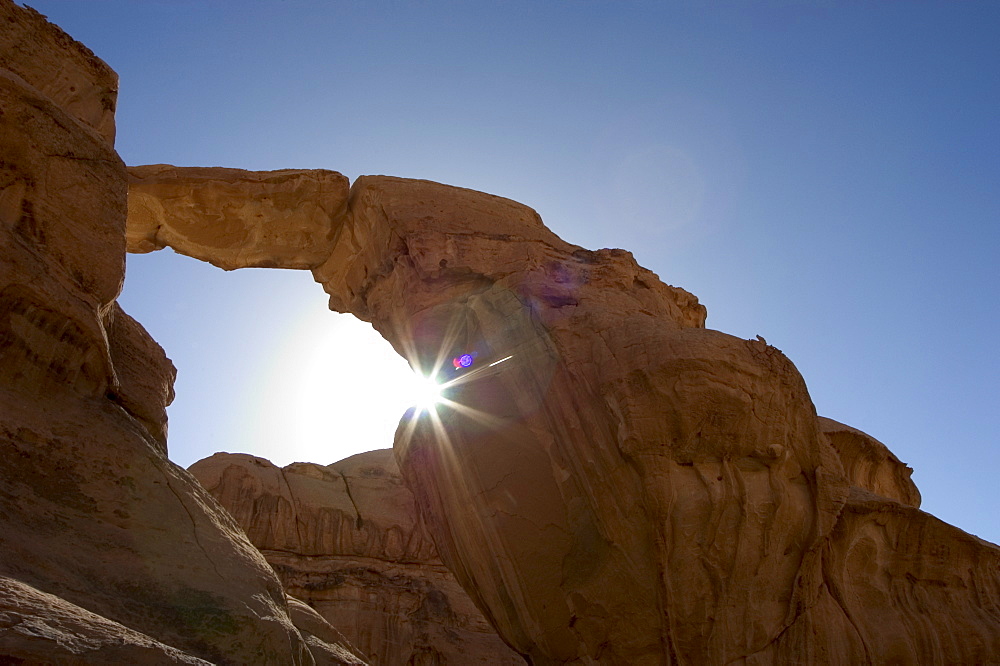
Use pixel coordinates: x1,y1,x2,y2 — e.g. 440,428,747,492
406,373,445,413
247,309,456,465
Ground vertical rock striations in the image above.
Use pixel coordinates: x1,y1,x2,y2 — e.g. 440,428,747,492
311,176,1000,664
190,450,525,666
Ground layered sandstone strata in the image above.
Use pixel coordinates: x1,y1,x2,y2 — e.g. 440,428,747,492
190,450,525,666
0,3,363,663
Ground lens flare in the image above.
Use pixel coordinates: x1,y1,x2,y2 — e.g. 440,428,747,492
408,373,445,412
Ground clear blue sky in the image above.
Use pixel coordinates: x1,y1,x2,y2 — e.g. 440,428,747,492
26,1,999,544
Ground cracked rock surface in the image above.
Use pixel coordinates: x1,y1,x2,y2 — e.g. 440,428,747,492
190,450,525,666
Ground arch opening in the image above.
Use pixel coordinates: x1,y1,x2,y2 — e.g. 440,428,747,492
118,250,434,468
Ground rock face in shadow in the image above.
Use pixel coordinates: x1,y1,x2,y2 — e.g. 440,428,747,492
0,3,363,664
190,451,525,666
131,166,1000,663
0,2,118,145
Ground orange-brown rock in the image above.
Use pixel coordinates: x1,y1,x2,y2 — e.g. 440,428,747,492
102,301,177,450
0,3,362,664
0,1,118,146
129,164,1000,664
127,164,350,270
8,1,998,662
819,415,921,508
285,595,368,666
190,451,525,666
0,576,211,665
319,176,999,663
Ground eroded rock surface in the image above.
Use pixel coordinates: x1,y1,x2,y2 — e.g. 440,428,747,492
190,451,525,666
136,167,1000,662
0,2,118,145
343,178,999,664
127,164,350,270
6,1,998,662
0,576,211,665
0,3,362,663
819,415,921,508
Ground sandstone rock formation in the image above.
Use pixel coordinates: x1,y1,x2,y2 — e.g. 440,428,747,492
0,3,364,663
190,450,525,666
0,2,118,145
4,2,999,664
130,165,1000,664
127,164,350,270
0,576,211,665
818,416,921,508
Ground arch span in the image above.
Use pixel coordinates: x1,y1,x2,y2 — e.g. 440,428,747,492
127,164,1000,664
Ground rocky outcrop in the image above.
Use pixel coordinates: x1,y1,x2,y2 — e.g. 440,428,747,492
190,451,525,666
0,2,362,663
0,577,211,665
819,416,921,508
102,301,176,450
0,2,118,146
343,178,1000,665
132,167,1000,663
284,596,368,666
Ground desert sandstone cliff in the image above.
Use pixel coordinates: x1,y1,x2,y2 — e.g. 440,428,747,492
190,450,525,665
0,3,364,664
2,2,999,664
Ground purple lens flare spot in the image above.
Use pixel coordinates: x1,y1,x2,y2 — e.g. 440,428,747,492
452,351,480,371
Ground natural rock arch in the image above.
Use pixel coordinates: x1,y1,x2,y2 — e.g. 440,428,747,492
126,165,1000,664
4,1,997,662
